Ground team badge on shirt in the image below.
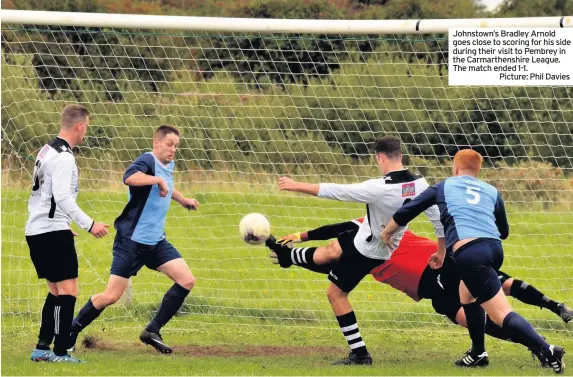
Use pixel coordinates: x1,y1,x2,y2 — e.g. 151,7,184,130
38,145,50,159
402,182,416,197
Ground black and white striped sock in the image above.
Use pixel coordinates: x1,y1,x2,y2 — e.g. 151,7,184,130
290,247,313,266
336,311,368,356
289,247,332,274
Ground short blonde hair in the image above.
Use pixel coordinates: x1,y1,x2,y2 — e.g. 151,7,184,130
61,104,90,130
454,149,483,175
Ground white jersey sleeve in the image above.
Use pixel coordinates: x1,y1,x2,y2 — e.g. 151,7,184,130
317,179,384,203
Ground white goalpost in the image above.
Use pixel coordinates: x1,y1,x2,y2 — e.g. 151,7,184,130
1,10,572,340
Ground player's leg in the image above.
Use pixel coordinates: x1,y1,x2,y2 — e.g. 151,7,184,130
141,240,194,353
327,232,382,366
45,277,83,362
265,236,339,273
429,265,529,351
29,230,82,363
151,258,194,333
481,289,565,373
70,234,141,350
30,283,58,361
456,280,489,367
453,239,508,367
70,274,130,347
499,272,573,323
429,258,551,368
27,233,58,361
459,240,565,373
452,305,549,366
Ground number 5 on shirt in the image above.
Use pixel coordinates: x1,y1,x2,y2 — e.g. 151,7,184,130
466,186,481,205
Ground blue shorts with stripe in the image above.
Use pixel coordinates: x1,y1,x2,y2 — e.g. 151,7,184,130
110,233,182,278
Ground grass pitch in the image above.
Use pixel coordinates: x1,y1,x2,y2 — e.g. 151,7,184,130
2,188,572,375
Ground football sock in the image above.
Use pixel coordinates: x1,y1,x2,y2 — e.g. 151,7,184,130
53,295,76,357
484,316,527,346
502,311,550,353
36,292,58,350
71,298,103,334
146,283,190,334
463,302,486,355
336,311,368,357
509,279,560,313
290,247,334,274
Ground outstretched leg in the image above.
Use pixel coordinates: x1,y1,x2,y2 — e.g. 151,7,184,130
266,235,339,273
500,274,573,323
70,275,129,350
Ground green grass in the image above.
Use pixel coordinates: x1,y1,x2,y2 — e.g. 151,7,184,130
2,188,573,375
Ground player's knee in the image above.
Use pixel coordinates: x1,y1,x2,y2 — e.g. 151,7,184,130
455,309,467,328
55,279,78,296
103,290,124,306
179,275,195,291
324,243,341,261
488,312,506,327
502,278,514,295
326,284,344,303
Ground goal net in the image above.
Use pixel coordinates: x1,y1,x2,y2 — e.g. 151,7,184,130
2,11,572,340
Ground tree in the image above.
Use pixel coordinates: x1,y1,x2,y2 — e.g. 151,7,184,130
196,0,347,89
496,0,573,16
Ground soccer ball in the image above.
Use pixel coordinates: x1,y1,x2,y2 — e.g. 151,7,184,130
239,213,271,245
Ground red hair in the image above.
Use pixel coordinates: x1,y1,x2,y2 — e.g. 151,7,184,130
454,149,483,175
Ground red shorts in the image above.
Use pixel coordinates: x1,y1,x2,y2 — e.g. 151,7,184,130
370,230,438,301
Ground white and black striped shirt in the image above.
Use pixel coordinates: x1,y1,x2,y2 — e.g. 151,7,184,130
25,137,93,236
317,169,444,260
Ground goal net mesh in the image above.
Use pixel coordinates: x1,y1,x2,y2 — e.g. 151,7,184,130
2,22,572,339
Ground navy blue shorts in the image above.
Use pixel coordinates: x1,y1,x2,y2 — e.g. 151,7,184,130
454,238,504,304
110,233,182,278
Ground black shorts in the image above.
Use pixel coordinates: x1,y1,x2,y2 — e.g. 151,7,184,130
421,254,513,323
26,229,78,283
419,255,462,323
110,233,182,278
328,230,385,293
455,238,504,304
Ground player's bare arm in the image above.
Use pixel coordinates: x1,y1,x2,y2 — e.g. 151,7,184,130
279,177,319,195
124,171,169,197
171,188,199,210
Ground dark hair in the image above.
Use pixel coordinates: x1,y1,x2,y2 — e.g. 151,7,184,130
61,104,90,130
154,124,180,140
374,135,402,159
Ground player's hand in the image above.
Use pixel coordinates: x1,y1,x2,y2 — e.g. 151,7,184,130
90,222,109,238
428,251,445,270
71,229,79,237
182,197,200,210
380,228,393,246
277,232,302,246
278,177,299,191
157,178,169,197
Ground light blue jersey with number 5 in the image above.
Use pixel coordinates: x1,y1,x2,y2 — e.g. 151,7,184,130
392,175,509,250
443,176,500,241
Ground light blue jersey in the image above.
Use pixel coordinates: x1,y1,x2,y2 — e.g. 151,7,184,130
394,175,508,250
114,152,174,245
443,175,501,241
